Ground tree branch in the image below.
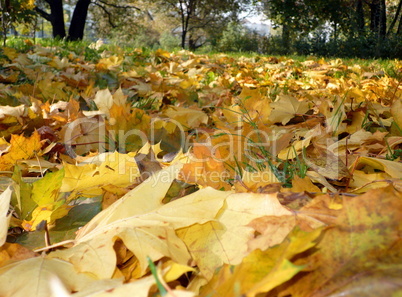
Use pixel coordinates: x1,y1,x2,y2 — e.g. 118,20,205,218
94,0,140,11
92,2,116,28
387,0,402,35
34,6,52,22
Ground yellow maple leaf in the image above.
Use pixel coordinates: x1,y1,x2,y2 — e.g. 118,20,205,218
0,130,42,172
0,258,98,296
391,98,402,129
268,95,310,125
37,79,69,101
96,55,123,71
107,104,151,152
2,47,18,60
0,71,19,83
22,202,72,231
60,151,140,199
18,169,67,231
237,87,272,124
162,106,208,131
178,191,293,280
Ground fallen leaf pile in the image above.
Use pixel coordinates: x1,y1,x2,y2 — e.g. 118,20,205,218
0,44,402,296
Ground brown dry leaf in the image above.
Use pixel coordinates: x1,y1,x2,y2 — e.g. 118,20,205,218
290,175,321,193
306,171,338,193
305,147,351,180
180,143,230,190
247,193,338,252
278,124,320,159
329,129,373,154
297,193,342,226
247,216,306,252
60,115,106,156
0,243,37,267
277,185,402,297
234,169,280,193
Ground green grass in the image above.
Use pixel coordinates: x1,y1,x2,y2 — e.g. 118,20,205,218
5,36,400,77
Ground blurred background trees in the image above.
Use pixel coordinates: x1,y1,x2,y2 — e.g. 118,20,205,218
262,0,402,57
1,0,401,58
0,0,35,45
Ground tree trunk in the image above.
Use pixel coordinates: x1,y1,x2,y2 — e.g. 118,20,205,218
397,13,402,34
67,0,91,41
333,22,338,41
0,0,8,46
181,29,187,48
355,0,365,36
282,22,290,52
369,0,386,38
378,0,386,38
49,0,66,39
370,0,379,32
387,0,402,35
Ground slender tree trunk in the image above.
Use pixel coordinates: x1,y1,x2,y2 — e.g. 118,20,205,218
181,29,187,48
0,0,14,45
189,34,197,51
369,0,379,33
67,0,91,41
49,0,66,39
356,0,365,36
369,0,386,38
387,0,402,35
180,0,196,49
397,14,402,34
333,22,338,41
282,22,290,53
0,0,7,46
179,0,187,48
378,0,386,38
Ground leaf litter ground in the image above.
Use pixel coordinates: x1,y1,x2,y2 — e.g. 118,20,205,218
0,43,402,296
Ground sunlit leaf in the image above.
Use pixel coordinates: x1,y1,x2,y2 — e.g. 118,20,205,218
0,131,42,172
0,187,12,246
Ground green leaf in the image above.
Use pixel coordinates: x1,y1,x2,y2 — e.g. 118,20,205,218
31,169,64,206
11,166,34,220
